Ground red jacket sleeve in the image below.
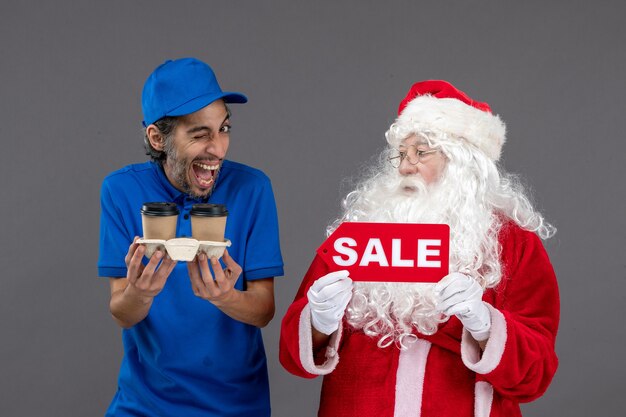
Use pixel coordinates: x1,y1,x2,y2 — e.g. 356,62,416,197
463,224,560,402
279,254,332,378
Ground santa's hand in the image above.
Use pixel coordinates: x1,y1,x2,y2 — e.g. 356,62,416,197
434,272,491,341
307,270,353,335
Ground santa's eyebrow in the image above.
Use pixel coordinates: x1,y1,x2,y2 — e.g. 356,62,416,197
399,141,429,149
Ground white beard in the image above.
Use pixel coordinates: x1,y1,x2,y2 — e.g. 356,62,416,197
333,168,501,348
347,281,445,348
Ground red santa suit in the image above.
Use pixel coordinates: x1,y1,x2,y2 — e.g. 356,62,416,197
279,221,559,417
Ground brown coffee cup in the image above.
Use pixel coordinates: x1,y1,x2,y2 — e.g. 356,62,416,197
141,202,179,240
190,204,228,242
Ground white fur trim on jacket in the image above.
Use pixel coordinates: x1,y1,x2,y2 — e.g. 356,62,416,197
475,381,494,417
298,303,343,375
394,339,431,417
393,95,506,161
461,303,507,374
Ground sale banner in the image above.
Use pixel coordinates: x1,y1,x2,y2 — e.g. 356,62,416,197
316,222,450,283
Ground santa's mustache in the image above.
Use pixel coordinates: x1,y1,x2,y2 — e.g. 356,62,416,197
396,175,428,195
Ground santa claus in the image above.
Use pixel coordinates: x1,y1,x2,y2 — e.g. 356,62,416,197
279,80,560,417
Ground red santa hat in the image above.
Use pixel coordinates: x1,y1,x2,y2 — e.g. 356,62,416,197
394,80,506,161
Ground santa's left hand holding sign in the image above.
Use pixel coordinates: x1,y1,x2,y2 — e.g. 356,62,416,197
435,272,491,342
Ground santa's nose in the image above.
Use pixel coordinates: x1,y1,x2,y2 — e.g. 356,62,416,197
398,158,419,176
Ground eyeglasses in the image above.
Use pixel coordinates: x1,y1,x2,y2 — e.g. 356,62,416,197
387,146,439,168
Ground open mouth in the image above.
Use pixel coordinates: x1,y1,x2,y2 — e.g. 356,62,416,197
191,161,220,188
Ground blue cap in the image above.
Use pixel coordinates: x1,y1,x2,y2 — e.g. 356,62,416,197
142,57,248,126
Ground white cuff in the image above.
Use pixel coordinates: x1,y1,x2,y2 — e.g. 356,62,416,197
461,304,507,374
298,303,342,375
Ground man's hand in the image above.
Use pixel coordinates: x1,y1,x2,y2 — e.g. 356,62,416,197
307,270,353,335
109,237,178,328
187,249,242,305
187,250,275,327
434,272,491,342
125,237,177,300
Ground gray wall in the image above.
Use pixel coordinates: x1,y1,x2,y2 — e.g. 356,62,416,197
1,1,624,416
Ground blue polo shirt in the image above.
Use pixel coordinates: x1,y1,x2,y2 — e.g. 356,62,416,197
98,160,284,417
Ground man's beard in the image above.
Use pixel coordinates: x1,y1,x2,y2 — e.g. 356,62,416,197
335,169,500,348
165,146,219,199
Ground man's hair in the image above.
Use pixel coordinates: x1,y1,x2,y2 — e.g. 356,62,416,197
143,116,179,162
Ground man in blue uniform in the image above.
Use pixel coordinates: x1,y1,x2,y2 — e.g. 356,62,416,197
98,57,284,416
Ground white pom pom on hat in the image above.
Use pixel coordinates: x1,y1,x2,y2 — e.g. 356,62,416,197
390,80,506,161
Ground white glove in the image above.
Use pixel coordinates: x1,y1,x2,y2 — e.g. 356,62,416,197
434,272,491,341
307,270,353,335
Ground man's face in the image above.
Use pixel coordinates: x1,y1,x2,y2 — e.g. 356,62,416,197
397,134,446,189
162,99,230,198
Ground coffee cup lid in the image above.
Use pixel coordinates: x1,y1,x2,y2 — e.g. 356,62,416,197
141,202,180,216
190,203,228,217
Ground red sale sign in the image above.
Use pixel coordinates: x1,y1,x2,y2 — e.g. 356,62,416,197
316,222,450,283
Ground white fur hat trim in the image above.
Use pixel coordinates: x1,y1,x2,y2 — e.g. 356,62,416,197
393,95,506,161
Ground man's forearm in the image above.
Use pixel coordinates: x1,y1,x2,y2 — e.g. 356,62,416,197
211,279,275,327
109,279,153,328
